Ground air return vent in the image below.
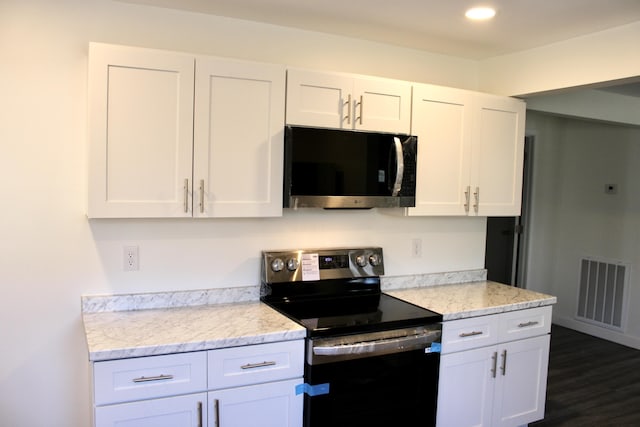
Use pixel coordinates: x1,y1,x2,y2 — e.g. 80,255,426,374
576,258,628,330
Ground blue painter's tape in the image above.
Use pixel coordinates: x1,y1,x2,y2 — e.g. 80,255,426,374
296,383,330,396
428,342,441,353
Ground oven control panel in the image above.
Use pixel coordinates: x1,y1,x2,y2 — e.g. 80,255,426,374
261,247,384,283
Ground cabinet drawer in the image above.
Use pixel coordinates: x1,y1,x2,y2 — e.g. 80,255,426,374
208,340,304,389
497,306,552,343
94,352,207,405
441,315,499,354
95,392,207,427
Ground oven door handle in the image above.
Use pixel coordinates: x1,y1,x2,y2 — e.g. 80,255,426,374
313,331,440,357
391,136,405,196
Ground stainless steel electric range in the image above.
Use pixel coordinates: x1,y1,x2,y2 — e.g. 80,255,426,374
260,247,442,427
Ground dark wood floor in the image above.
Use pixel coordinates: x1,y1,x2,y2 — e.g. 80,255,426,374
530,325,640,427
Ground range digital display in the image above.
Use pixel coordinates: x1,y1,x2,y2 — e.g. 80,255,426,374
319,254,349,269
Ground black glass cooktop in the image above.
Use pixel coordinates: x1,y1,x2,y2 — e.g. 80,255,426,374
265,292,441,337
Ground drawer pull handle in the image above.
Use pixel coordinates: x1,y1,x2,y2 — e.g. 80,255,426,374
501,349,508,376
240,361,276,370
491,351,497,378
459,331,483,338
518,321,539,328
132,374,174,383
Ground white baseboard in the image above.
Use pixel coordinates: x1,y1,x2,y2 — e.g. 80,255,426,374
553,316,640,350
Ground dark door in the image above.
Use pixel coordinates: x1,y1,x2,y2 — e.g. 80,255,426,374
484,136,533,286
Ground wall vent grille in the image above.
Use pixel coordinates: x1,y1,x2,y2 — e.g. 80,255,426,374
576,258,628,330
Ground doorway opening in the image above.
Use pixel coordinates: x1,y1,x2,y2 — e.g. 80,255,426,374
484,135,534,287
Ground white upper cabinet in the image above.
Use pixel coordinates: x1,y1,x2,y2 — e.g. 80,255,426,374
286,68,412,133
410,84,474,216
88,43,195,218
193,57,285,218
472,94,526,217
88,43,285,218
409,83,525,217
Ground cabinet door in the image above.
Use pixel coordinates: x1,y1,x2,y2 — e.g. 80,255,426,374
436,346,495,427
408,84,473,216
286,68,351,128
493,335,550,427
208,378,303,427
194,58,285,217
95,392,206,427
88,43,195,218
471,95,526,217
353,77,412,133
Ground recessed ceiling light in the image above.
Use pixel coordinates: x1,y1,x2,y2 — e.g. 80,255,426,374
465,7,496,20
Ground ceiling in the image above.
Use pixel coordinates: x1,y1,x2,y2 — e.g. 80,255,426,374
122,0,640,98
124,0,640,59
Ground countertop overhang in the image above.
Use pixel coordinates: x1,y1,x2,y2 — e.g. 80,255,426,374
82,276,556,362
386,280,557,321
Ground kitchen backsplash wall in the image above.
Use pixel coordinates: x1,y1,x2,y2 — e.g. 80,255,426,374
1,2,484,426
3,0,636,426
88,211,488,295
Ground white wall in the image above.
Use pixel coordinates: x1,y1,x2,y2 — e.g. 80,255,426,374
479,21,640,97
0,1,483,426
526,90,640,127
525,112,640,348
3,0,638,424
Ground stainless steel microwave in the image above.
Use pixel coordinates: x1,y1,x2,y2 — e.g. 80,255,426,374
283,126,417,209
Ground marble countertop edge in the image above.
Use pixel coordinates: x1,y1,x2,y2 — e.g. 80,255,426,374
81,272,558,362
87,328,307,362
438,297,558,321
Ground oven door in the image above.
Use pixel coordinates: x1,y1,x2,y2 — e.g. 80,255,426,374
303,327,441,427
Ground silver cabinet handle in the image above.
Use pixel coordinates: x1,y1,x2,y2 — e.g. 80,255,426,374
355,95,363,125
197,401,203,427
240,361,276,370
132,374,174,383
501,349,507,376
183,178,189,213
464,186,471,213
473,186,479,213
518,321,539,328
459,331,483,338
491,351,497,378
344,94,351,125
199,179,204,214
212,399,220,427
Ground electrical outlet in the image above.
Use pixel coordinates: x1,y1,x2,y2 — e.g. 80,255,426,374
411,238,422,258
123,245,139,271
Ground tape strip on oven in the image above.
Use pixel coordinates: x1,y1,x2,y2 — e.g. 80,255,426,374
295,383,330,396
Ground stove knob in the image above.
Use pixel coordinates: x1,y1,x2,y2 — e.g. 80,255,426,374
355,254,367,267
286,258,299,271
271,258,284,272
369,253,382,267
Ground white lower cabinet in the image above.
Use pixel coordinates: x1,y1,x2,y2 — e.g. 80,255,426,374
95,393,207,427
436,306,552,427
92,341,304,427
208,379,302,427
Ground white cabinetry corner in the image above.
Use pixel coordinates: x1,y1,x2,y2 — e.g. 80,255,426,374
409,83,526,217
87,43,285,218
436,306,552,427
286,68,412,133
92,340,304,427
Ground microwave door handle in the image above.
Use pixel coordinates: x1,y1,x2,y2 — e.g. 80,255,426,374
391,137,404,196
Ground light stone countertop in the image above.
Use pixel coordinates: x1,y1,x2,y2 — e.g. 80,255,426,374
387,281,557,321
81,271,556,362
82,302,306,361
